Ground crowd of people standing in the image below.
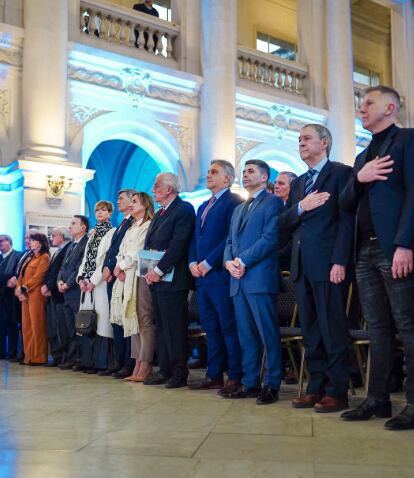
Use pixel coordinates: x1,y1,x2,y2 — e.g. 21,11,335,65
1,85,414,431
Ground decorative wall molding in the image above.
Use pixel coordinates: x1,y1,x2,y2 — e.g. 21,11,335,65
157,120,193,159
236,105,309,132
69,104,109,140
67,65,200,109
235,137,264,168
121,68,152,109
0,47,22,67
0,89,10,136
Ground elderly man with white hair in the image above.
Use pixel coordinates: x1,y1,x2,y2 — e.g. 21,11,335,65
40,227,71,366
143,172,195,388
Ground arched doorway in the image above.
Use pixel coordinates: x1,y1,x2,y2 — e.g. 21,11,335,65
85,139,163,226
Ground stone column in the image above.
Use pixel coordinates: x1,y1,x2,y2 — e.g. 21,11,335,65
391,2,414,127
326,0,355,165
198,0,237,187
296,0,326,109
20,0,68,162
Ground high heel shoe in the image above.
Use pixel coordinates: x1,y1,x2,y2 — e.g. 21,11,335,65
135,362,152,382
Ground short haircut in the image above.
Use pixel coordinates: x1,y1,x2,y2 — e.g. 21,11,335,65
245,159,271,181
364,85,401,112
158,172,181,194
95,200,114,214
303,124,333,157
51,227,71,241
211,160,236,186
131,191,155,223
266,181,274,193
278,171,298,185
74,215,90,232
0,234,12,246
118,189,137,200
30,232,50,255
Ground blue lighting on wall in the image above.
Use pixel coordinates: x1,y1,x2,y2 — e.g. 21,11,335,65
0,162,24,249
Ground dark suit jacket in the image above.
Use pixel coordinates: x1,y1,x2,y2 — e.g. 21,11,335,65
0,250,23,323
339,125,414,261
144,196,195,291
57,236,88,291
102,217,133,274
280,160,354,282
44,242,71,303
224,190,283,296
188,189,243,287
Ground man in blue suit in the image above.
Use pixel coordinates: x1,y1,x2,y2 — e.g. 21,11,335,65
280,124,353,413
223,159,283,405
188,160,243,394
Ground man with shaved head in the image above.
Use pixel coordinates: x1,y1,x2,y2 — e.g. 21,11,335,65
340,85,414,430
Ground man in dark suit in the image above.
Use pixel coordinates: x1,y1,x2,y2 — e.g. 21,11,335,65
280,124,353,413
223,159,283,405
100,189,134,378
0,235,23,360
188,160,243,394
40,228,71,366
339,85,414,430
143,173,195,388
57,215,89,370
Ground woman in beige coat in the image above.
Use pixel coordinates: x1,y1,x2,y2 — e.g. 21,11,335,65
111,192,155,381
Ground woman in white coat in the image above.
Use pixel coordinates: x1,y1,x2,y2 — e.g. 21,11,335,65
110,192,155,381
77,200,116,373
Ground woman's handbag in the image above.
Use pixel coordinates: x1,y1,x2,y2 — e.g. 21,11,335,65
75,291,97,336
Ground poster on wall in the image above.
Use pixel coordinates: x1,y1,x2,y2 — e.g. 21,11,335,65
25,211,73,252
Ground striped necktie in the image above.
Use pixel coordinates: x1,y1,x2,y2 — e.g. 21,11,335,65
200,195,217,228
304,169,317,196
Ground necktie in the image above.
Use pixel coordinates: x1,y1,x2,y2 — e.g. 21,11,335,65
239,197,255,227
200,195,217,228
304,169,317,196
159,207,166,216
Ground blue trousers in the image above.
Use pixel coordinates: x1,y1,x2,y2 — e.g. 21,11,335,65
232,287,282,389
197,285,242,381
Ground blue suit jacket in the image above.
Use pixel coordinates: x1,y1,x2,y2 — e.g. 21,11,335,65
280,160,354,282
189,189,243,286
224,190,283,296
339,125,414,261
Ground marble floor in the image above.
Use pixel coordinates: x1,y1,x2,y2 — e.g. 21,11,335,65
0,362,413,478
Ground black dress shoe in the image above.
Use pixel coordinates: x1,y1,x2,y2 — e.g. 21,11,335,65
44,361,58,367
58,362,75,370
341,397,392,421
256,386,279,405
222,385,261,399
144,372,170,385
28,362,46,366
86,368,98,374
97,368,117,376
384,405,414,431
7,356,21,363
165,376,188,389
112,367,133,379
188,376,223,390
72,364,86,372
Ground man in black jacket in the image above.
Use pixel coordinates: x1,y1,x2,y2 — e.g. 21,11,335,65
280,124,353,413
0,235,23,360
143,173,195,388
41,228,71,366
340,85,414,430
58,216,89,370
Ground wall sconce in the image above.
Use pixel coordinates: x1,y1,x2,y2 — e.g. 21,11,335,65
46,175,73,207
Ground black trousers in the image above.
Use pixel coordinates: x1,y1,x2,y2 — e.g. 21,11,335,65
0,297,19,358
62,288,81,364
150,288,188,379
356,240,414,403
46,297,66,363
295,270,351,397
112,324,133,370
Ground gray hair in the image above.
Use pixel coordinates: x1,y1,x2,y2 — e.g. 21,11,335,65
211,160,236,186
278,171,298,185
51,227,71,241
118,188,137,199
158,172,181,194
302,124,333,158
0,234,12,246
364,85,401,112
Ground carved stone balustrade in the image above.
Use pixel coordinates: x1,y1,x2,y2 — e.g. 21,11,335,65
237,46,308,98
79,0,179,60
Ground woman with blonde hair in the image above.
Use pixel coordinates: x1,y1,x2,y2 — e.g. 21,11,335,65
111,191,155,381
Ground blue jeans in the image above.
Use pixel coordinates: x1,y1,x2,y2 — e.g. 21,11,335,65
356,239,414,403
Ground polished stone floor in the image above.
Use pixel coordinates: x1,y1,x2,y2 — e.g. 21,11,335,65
0,361,413,478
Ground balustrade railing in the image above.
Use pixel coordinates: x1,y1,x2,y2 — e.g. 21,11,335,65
238,46,308,97
79,0,179,60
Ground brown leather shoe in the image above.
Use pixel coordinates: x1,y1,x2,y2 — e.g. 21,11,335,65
217,380,241,396
314,395,349,413
292,394,323,408
188,376,224,390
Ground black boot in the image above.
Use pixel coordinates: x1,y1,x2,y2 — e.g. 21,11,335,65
384,405,414,431
341,397,392,421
